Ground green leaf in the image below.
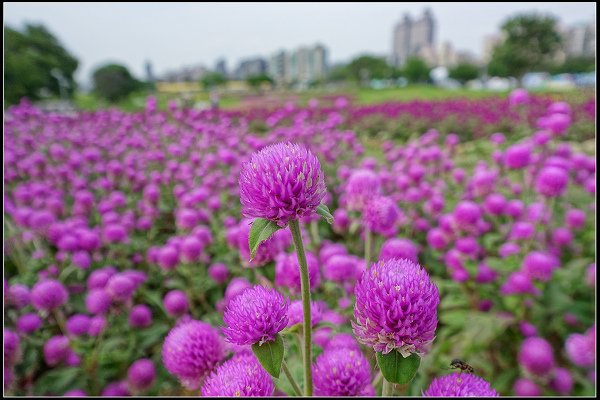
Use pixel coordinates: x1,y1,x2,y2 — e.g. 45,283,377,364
316,204,334,224
376,351,421,384
251,333,284,378
248,218,283,260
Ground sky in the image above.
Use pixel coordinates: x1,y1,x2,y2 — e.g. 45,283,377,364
4,2,596,85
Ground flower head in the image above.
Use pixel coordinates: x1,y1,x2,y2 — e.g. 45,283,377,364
353,258,439,355
222,285,289,346
239,142,326,227
201,352,274,397
31,279,68,311
518,337,555,376
363,196,400,234
424,372,498,396
127,359,156,391
345,169,382,211
162,320,224,390
275,251,320,293
313,348,371,396
535,166,569,197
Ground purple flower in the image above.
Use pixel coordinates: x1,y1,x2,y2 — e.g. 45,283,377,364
313,348,371,396
535,166,569,197
63,389,86,397
513,378,541,396
66,314,91,337
16,313,43,334
127,358,156,391
162,320,224,390
504,143,532,169
43,335,70,366
208,263,229,284
4,329,21,367
85,288,112,314
499,243,520,258
323,254,359,282
427,228,448,250
353,258,439,355
31,279,68,311
201,352,274,397
105,274,136,302
509,88,529,106
424,372,498,396
129,304,153,328
550,367,573,395
164,290,189,317
453,201,481,227
287,299,322,327
324,333,361,352
88,315,106,337
565,208,586,230
379,238,419,263
222,285,289,346
275,251,320,293
101,381,130,396
500,271,540,296
521,251,559,282
157,245,179,270
519,322,538,337
363,196,400,234
518,336,555,376
345,169,382,211
8,283,30,309
239,142,326,227
565,326,595,368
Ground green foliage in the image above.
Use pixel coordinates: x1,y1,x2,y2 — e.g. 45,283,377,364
376,351,421,384
550,56,596,74
248,218,283,259
488,14,562,80
4,24,79,105
346,55,394,83
327,64,350,82
92,63,140,103
251,334,285,378
246,74,274,89
402,57,431,83
201,72,227,90
448,62,481,84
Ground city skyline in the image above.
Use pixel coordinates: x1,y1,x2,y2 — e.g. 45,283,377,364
4,2,596,85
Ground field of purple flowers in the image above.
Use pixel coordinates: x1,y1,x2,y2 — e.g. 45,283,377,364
3,90,596,396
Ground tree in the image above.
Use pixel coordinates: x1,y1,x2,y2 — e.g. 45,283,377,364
4,24,79,105
488,14,562,83
246,74,274,92
346,56,393,84
201,72,227,90
448,62,481,85
92,64,140,103
327,64,350,83
550,56,596,74
403,57,431,83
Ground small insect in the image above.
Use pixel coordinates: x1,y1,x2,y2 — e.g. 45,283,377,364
449,359,474,374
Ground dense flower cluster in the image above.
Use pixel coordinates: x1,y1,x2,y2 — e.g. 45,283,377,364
201,352,274,397
424,372,499,397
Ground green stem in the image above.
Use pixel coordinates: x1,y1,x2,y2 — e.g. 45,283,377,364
288,219,313,397
372,371,383,388
382,378,394,396
282,360,302,396
365,228,373,266
310,220,320,251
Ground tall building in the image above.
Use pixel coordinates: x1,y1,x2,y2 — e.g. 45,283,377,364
215,58,228,78
564,22,596,57
144,60,154,82
270,44,328,85
234,57,268,80
392,8,436,67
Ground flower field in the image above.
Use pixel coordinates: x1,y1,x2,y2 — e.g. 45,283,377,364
3,91,596,396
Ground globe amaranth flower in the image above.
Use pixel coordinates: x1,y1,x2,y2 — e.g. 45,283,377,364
379,238,419,263
43,335,70,366
105,274,136,302
453,201,481,228
521,251,559,282
535,166,569,197
324,333,361,352
275,251,320,293
162,320,224,390
16,313,43,334
63,389,86,396
287,299,323,327
513,378,541,396
164,290,189,317
222,285,289,346
208,263,229,284
66,314,91,337
4,329,21,367
353,258,440,355
101,381,130,396
500,271,540,296
504,143,532,169
509,88,529,106
565,325,595,368
518,336,555,376
363,196,400,234
201,351,274,397
424,372,498,397
85,288,112,314
550,367,574,395
323,254,360,282
8,283,30,309
129,304,153,328
31,279,69,311
239,142,326,227
127,358,156,391
313,348,371,396
344,168,382,211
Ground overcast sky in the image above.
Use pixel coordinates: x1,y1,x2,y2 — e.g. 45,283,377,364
4,2,596,85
